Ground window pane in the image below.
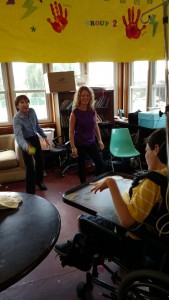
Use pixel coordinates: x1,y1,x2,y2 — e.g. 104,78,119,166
0,93,8,123
88,62,114,88
12,63,45,90
130,88,147,112
52,63,81,88
11,63,50,121
152,60,167,111
52,63,81,76
129,61,148,112
0,66,4,91
0,64,9,124
15,92,48,119
132,61,148,85
155,60,165,84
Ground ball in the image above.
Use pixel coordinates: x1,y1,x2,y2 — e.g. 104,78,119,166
28,146,36,155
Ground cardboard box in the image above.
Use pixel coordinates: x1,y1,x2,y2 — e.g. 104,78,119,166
138,112,166,129
44,71,76,93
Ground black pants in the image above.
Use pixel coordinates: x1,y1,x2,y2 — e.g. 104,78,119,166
76,142,104,183
22,135,45,194
78,215,146,267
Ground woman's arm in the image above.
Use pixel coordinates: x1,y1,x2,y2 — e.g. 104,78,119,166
94,113,104,150
69,112,78,157
90,177,136,228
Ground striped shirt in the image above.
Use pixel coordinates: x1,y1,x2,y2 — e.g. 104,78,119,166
123,167,168,223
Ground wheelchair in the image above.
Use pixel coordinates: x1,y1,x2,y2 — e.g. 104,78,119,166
73,217,169,300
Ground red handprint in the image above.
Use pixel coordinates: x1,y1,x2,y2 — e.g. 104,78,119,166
122,7,146,39
47,1,68,33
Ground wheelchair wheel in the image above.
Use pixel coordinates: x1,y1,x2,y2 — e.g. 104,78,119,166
118,269,169,300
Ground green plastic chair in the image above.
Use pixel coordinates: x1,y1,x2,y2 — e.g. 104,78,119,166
109,128,142,171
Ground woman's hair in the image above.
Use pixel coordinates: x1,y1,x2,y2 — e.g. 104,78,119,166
15,95,30,111
147,128,167,164
72,85,95,111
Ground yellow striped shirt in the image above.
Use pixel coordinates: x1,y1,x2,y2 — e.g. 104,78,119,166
123,168,168,223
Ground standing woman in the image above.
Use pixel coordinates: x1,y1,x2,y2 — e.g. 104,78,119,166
69,86,104,183
13,95,50,194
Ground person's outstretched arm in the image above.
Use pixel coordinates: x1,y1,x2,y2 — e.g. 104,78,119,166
90,177,136,228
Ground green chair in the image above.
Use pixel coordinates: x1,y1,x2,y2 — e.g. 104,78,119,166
109,128,142,172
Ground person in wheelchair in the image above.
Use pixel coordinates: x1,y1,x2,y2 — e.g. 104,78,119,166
54,128,168,272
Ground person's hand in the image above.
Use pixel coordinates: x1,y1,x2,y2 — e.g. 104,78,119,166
90,177,112,194
47,1,68,33
122,7,146,39
27,144,36,155
98,140,104,150
44,137,50,148
72,147,78,157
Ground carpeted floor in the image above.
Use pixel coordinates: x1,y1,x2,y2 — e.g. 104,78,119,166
0,168,118,300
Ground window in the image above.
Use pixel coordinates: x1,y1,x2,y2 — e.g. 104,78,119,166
0,64,10,124
151,60,166,112
129,61,148,112
9,62,50,121
2,60,167,128
52,63,81,87
129,60,168,113
51,62,115,89
52,63,81,75
87,62,114,88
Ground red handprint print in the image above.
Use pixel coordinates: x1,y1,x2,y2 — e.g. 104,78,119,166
122,7,146,39
47,1,68,33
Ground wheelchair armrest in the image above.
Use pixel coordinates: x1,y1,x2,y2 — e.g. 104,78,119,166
80,217,125,243
81,219,169,253
52,135,63,147
65,141,70,147
53,135,63,142
128,223,169,253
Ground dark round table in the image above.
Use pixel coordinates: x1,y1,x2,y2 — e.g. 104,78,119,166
0,192,61,292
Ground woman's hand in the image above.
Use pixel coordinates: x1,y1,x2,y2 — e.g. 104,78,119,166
90,177,113,193
98,140,104,150
72,146,78,157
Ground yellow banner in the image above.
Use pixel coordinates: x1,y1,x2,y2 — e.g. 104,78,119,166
0,0,167,62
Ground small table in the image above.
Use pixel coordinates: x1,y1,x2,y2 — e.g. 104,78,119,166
0,192,61,292
63,172,133,224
